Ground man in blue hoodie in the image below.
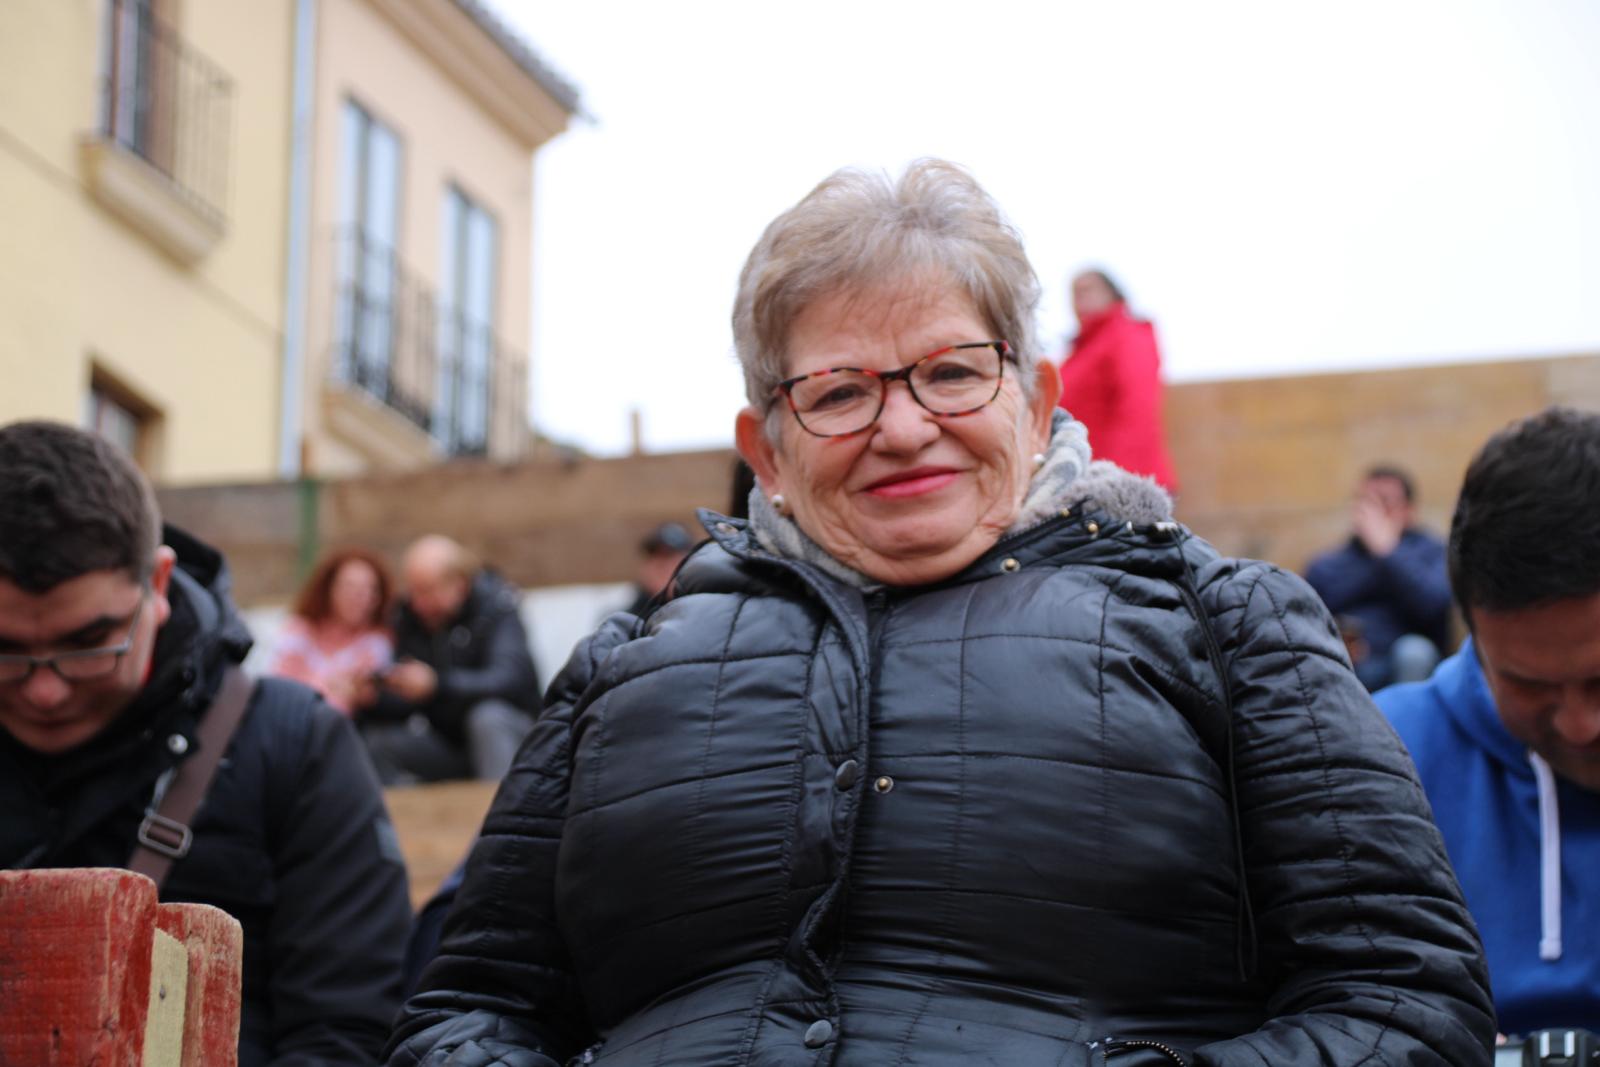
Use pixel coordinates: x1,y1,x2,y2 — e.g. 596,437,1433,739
1376,406,1600,1035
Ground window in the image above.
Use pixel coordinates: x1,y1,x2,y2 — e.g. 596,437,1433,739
83,369,160,471
103,0,172,171
86,388,142,456
334,99,403,398
437,185,498,454
98,0,231,226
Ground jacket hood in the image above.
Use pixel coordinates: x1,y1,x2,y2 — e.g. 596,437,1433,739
1069,459,1174,526
163,524,253,659
1418,640,1581,965
1430,638,1534,779
125,524,253,727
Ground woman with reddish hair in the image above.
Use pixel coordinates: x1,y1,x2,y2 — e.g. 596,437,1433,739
268,547,394,714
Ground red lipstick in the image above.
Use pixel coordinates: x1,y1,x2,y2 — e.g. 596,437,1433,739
862,467,961,499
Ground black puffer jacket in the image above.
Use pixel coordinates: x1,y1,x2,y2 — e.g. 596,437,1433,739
1,527,412,1067
388,488,1493,1066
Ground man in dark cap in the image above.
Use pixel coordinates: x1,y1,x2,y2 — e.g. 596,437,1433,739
627,522,694,616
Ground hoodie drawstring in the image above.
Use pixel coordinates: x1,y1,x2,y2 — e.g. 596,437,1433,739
1528,751,1562,961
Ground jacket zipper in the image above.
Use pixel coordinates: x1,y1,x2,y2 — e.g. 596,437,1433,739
1102,1037,1189,1065
865,590,890,644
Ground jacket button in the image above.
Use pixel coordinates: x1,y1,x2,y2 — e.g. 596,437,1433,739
715,522,734,534
1001,557,1020,572
167,734,189,755
873,775,895,793
803,1019,833,1048
833,759,859,790
1086,521,1100,536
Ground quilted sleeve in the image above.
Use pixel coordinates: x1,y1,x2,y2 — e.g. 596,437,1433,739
384,614,639,1067
1189,561,1494,1067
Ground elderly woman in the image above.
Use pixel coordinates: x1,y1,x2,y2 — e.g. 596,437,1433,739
387,162,1492,1066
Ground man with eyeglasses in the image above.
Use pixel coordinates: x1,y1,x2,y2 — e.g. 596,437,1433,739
0,421,411,1067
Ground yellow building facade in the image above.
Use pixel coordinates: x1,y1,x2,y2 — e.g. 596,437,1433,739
303,0,576,475
0,0,577,483
0,0,294,481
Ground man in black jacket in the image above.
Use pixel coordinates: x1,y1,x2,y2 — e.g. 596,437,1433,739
360,535,539,784
0,421,411,1067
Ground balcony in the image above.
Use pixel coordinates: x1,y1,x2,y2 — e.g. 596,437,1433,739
330,229,530,461
81,0,233,263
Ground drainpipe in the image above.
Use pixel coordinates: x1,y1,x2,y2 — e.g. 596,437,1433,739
277,0,316,478
297,473,321,582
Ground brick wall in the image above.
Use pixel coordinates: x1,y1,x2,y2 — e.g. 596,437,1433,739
158,448,740,605
1168,352,1600,571
158,352,1600,607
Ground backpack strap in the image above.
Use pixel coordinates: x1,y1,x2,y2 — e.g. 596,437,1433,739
128,666,254,888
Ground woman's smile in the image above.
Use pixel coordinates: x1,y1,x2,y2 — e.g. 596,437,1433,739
860,466,963,499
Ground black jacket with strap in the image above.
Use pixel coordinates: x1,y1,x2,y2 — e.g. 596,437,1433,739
0,526,412,1067
388,482,1493,1066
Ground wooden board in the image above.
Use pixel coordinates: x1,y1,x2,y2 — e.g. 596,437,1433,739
384,780,500,908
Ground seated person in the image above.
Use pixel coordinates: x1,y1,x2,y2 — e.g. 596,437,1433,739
0,421,409,1066
1377,408,1600,1033
1305,465,1451,689
360,535,539,784
267,547,393,714
386,159,1491,1067
727,458,756,520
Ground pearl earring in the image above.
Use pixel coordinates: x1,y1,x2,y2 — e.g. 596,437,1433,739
771,493,787,514
1032,452,1046,470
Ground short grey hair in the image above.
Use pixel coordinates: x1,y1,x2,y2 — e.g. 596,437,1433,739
732,159,1043,422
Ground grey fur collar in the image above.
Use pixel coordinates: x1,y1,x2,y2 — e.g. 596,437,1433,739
746,411,1173,589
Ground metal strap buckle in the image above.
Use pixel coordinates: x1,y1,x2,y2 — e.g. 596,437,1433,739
137,810,193,859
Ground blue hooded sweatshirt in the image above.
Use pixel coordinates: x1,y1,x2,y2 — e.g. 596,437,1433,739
1377,640,1600,1033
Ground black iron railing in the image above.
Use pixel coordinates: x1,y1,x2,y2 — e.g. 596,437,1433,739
331,229,528,457
100,0,232,226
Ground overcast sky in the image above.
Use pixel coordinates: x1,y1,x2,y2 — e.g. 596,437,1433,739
485,1,1600,456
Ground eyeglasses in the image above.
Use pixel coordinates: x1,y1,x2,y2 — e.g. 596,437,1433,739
775,340,1015,438
0,595,147,684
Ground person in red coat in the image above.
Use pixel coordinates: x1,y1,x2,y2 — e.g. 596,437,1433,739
1057,269,1179,491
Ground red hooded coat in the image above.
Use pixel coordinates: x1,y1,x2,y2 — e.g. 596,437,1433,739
1057,303,1179,492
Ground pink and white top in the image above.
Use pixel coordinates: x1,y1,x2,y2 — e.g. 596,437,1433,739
266,617,393,715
